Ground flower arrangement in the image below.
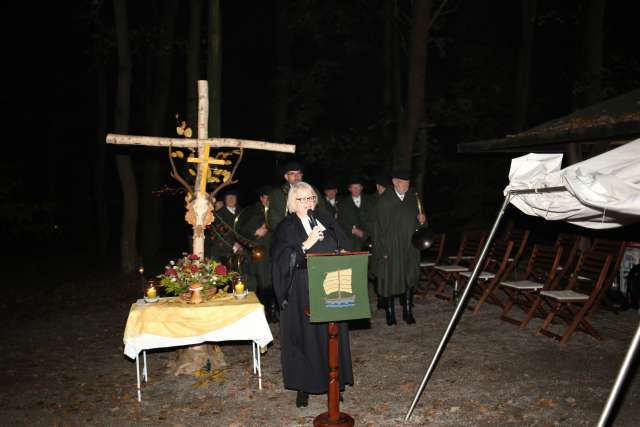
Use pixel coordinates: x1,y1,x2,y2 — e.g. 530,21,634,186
156,253,238,296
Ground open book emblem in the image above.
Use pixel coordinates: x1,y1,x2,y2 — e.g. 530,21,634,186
323,268,356,307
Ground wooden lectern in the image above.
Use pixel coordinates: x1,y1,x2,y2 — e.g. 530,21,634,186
306,252,371,427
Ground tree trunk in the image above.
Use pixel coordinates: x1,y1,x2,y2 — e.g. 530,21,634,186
273,0,291,143
113,0,138,273
569,0,606,165
93,26,109,258
513,0,537,133
394,0,432,171
383,0,400,169
186,0,203,128
141,0,180,263
207,0,222,137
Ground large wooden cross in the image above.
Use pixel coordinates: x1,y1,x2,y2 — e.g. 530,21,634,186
107,80,295,259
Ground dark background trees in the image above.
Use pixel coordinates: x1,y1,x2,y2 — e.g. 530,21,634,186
1,0,637,271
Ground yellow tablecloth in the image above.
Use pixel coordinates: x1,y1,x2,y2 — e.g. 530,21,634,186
124,292,263,340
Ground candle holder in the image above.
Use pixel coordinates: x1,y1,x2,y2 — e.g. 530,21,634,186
144,279,159,303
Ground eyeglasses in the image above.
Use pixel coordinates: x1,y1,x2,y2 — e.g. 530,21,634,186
296,196,317,203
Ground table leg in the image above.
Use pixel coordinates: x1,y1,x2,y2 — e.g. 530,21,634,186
257,342,262,390
143,350,148,382
136,354,142,402
252,341,257,374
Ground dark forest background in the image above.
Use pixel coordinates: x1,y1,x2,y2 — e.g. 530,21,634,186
1,0,637,273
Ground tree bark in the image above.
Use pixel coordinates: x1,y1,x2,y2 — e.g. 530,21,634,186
113,0,138,273
207,0,222,137
513,0,537,133
394,0,432,171
383,0,400,171
141,0,180,263
186,0,203,128
93,24,109,258
273,0,291,143
568,0,606,165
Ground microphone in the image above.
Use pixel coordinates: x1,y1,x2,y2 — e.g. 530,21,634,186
307,209,318,228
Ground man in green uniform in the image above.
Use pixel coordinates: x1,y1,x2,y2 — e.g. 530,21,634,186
372,169,426,325
208,190,242,267
237,185,278,322
267,160,327,230
323,181,339,220
338,176,375,251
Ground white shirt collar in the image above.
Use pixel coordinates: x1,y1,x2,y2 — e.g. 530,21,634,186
226,206,236,215
395,190,405,201
352,195,361,207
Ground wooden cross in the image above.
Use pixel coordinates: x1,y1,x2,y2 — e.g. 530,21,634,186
107,80,295,259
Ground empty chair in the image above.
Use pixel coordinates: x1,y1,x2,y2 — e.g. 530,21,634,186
501,228,530,280
499,245,563,327
458,239,514,313
418,233,446,293
534,250,613,345
552,233,580,284
431,231,486,300
585,239,625,318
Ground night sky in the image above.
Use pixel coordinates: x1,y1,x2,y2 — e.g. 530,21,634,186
1,1,637,261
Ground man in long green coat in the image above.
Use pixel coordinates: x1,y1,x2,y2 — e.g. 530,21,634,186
267,160,327,230
372,169,426,325
338,176,375,251
237,185,278,322
208,190,242,266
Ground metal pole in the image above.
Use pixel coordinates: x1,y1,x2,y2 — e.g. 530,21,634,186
597,320,640,427
405,193,512,421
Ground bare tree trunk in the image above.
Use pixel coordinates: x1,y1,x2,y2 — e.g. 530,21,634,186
568,0,606,165
273,0,290,143
207,0,222,137
383,0,399,164
93,28,109,258
513,0,537,133
394,0,432,171
113,0,138,273
186,0,203,128
141,0,180,263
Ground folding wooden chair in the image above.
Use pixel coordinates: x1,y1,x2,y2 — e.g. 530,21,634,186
418,233,446,293
499,245,563,327
431,231,486,300
502,228,530,280
534,250,613,345
457,239,514,313
552,233,580,283
585,239,625,319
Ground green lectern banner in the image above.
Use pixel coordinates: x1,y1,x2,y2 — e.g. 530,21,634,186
307,253,371,323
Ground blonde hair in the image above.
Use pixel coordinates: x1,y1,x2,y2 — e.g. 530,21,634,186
286,181,318,213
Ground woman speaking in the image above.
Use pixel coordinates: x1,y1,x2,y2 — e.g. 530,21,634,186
270,182,354,408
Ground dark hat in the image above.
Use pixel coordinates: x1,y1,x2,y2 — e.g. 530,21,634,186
323,180,338,190
256,185,272,196
280,159,304,175
390,169,411,180
347,176,363,186
221,188,239,198
375,173,390,187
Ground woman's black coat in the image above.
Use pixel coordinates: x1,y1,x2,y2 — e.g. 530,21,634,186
270,209,354,394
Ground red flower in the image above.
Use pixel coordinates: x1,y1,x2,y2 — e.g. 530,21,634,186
165,268,177,276
214,264,227,275
187,254,200,260
190,265,200,273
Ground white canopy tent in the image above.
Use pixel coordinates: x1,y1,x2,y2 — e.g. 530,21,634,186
406,139,640,425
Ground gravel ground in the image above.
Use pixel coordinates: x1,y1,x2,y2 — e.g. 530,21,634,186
1,268,639,426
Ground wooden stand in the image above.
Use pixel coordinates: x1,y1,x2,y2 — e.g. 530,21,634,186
313,321,354,427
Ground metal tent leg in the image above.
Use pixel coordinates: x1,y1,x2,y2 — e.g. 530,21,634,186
405,194,511,421
597,320,640,427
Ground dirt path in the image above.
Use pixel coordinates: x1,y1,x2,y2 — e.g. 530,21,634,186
1,273,638,426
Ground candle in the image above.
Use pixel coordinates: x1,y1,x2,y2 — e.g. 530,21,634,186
146,286,157,299
234,282,245,294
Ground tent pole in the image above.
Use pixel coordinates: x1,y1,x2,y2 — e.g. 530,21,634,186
597,320,640,427
405,193,512,421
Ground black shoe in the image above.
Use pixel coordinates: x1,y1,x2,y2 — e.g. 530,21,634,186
385,297,396,326
296,391,309,408
402,288,416,324
377,296,386,310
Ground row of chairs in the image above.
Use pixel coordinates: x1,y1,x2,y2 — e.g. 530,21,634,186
419,230,627,345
